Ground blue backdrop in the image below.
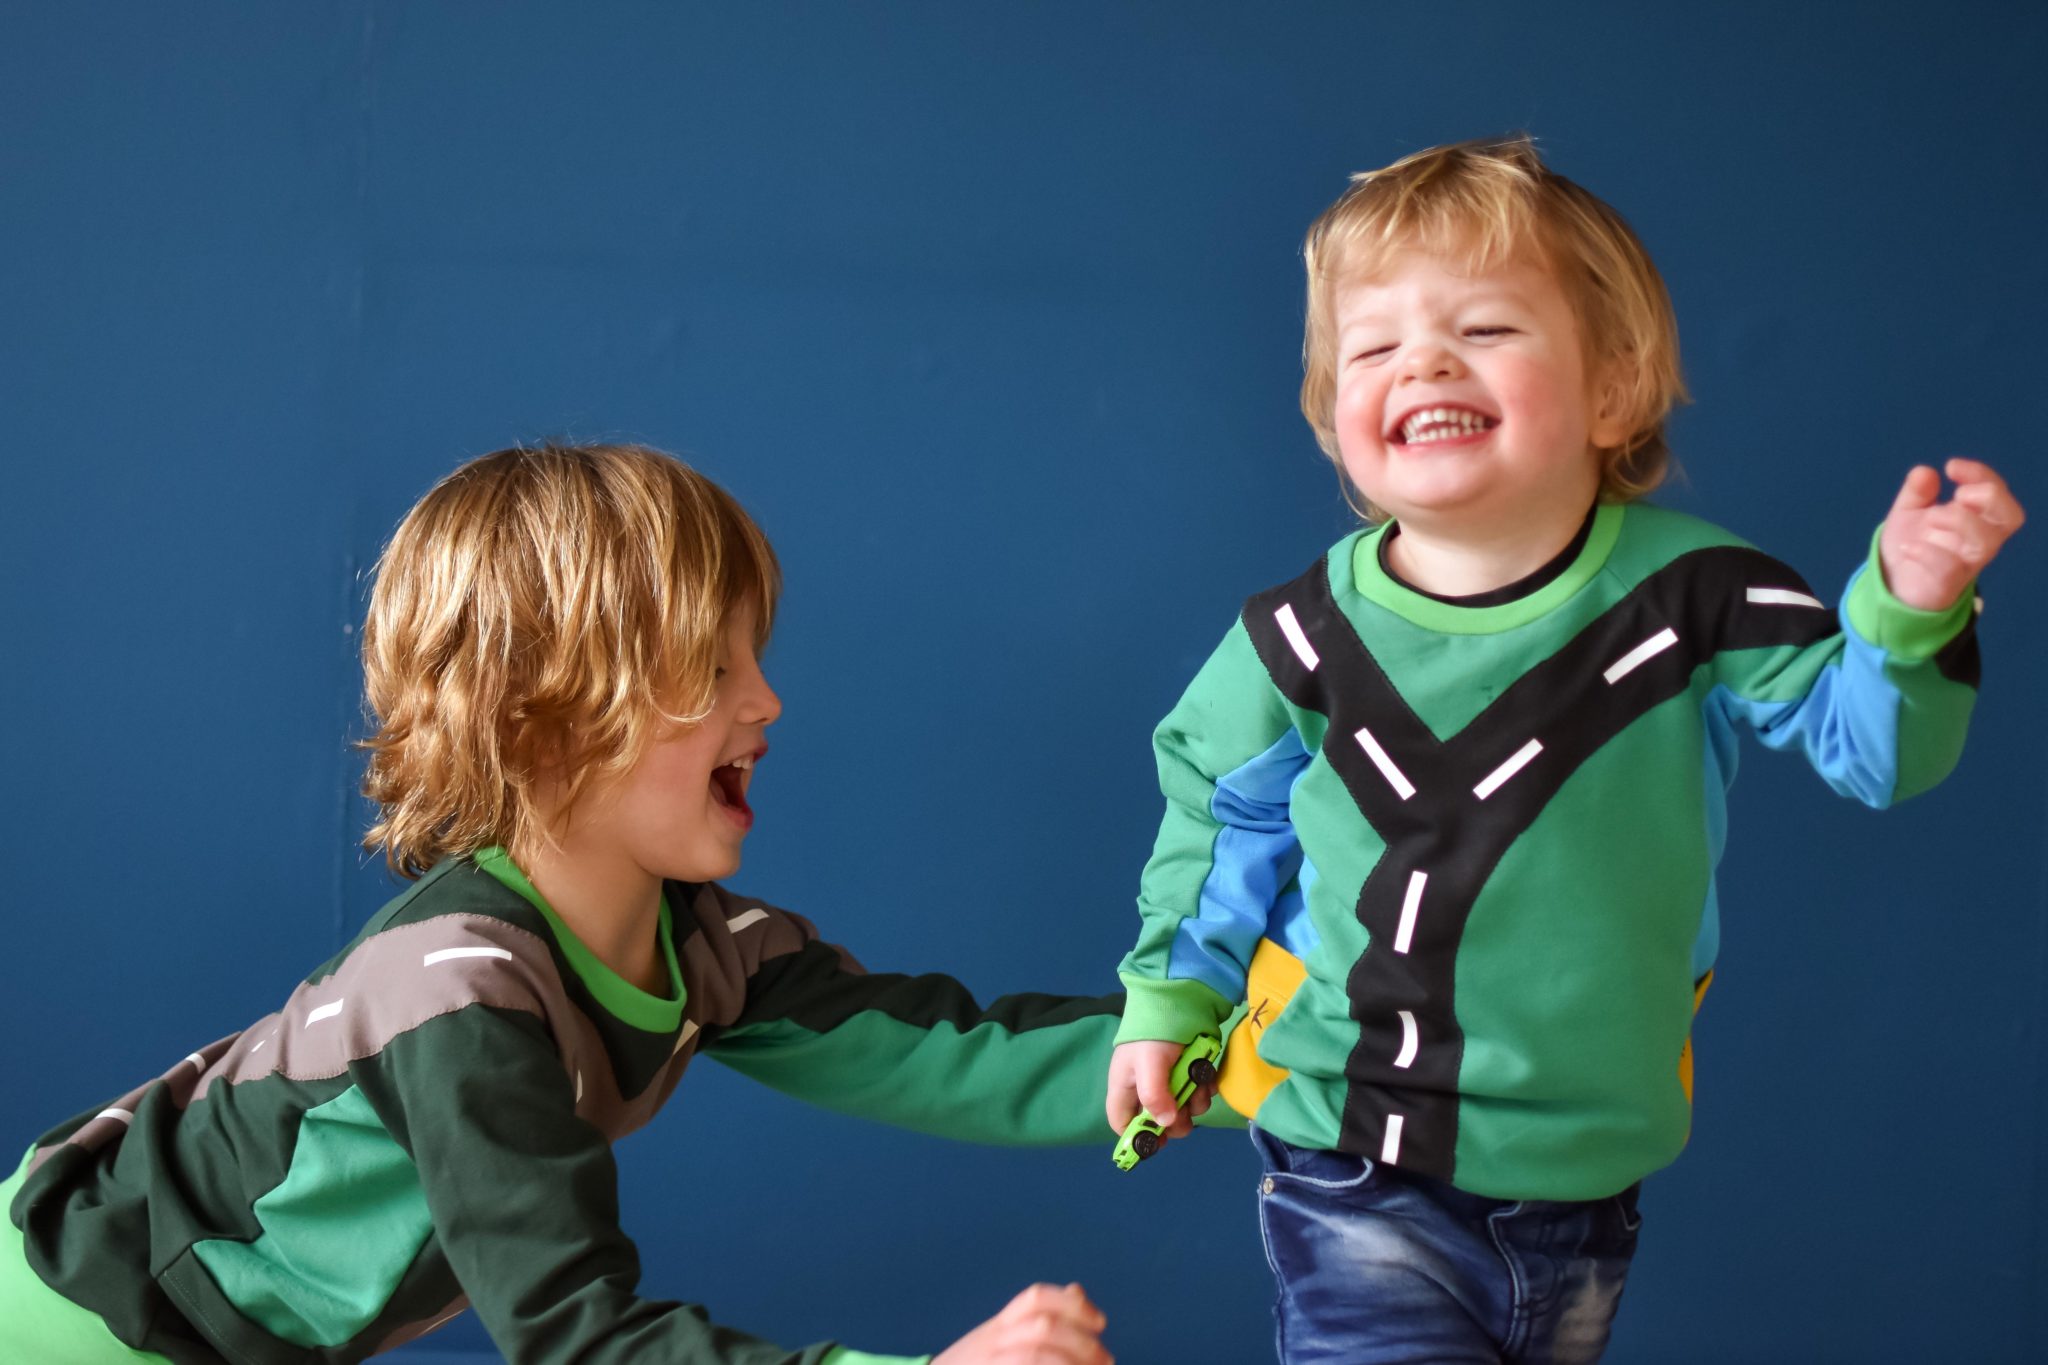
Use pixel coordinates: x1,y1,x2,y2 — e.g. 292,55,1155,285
4,4,2043,1362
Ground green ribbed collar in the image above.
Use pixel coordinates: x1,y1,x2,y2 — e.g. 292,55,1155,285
471,846,686,1033
1348,503,1623,634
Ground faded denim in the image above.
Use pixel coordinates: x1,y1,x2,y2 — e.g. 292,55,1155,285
1252,1125,1641,1365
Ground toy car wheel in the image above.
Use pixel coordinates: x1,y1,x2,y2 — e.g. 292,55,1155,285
1188,1058,1217,1087
1132,1130,1161,1160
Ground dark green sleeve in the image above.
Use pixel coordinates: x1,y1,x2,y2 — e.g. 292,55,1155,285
704,937,1124,1147
354,1005,877,1365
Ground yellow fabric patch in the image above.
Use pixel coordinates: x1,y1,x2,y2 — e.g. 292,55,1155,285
1679,970,1714,1104
1218,937,1308,1118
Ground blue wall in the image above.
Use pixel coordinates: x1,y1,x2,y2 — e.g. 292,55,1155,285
4,4,2043,1361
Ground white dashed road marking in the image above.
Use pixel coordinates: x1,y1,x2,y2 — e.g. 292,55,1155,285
1603,628,1679,684
1275,604,1320,671
1394,872,1427,955
1380,1114,1405,1165
424,947,514,966
1354,726,1417,801
1394,1011,1419,1069
1473,740,1543,800
1747,587,1824,609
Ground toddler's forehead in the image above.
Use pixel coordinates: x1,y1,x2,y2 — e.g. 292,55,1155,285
1333,239,1558,298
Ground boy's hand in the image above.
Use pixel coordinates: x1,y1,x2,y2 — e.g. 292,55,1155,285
1879,459,2025,611
932,1283,1112,1365
1106,1040,1213,1141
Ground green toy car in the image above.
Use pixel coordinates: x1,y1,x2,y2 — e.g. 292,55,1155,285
1111,1033,1223,1171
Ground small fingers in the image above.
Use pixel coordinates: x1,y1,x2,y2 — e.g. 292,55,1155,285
1950,472,2027,539
1002,1283,1105,1333
1890,464,1942,515
999,1317,1108,1364
982,1285,1111,1364
1894,502,1989,561
1943,457,2005,491
1134,1066,1179,1128
1162,1080,1223,1138
1105,1045,1158,1132
942,1283,1111,1365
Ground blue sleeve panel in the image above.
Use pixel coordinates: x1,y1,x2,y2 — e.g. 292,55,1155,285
1711,648,1898,809
1710,568,1917,811
1165,729,1310,1004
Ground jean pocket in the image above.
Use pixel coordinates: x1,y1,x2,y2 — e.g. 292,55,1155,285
1253,1125,1377,1194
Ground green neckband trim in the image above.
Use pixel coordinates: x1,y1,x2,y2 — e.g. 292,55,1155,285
472,847,686,1033
1349,503,1625,635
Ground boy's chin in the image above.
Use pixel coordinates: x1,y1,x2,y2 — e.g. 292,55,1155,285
694,847,746,884
649,844,744,887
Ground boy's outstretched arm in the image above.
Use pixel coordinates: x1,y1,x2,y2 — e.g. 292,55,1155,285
1879,459,2025,610
695,882,1219,1147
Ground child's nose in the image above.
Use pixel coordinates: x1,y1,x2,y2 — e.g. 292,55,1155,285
747,673,783,727
1400,340,1465,382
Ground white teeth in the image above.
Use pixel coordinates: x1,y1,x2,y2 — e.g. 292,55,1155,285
1398,408,1493,444
726,754,753,771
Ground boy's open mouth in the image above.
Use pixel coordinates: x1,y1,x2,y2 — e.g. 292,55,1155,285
710,751,757,824
1389,405,1499,446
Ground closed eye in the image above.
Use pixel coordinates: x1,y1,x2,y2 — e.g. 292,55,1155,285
1465,326,1516,339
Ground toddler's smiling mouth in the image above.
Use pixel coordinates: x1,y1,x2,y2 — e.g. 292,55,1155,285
1389,405,1500,446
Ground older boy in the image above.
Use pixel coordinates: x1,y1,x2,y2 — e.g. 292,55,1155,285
6,444,1116,1365
1106,138,2022,1363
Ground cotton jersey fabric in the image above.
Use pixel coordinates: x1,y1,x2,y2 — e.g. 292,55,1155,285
1116,502,1979,1201
9,850,1122,1363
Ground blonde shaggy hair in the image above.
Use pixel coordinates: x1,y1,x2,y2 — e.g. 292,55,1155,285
360,442,780,878
1300,135,1687,521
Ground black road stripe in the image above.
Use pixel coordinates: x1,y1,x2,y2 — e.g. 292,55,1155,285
1242,544,1841,1180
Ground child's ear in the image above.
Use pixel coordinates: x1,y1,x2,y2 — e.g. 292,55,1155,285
1588,355,1636,451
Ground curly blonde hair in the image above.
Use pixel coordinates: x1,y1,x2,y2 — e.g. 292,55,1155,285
1300,135,1688,521
360,442,780,878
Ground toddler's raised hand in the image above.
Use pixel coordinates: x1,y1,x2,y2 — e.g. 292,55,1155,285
1879,459,2025,611
1106,1039,1209,1140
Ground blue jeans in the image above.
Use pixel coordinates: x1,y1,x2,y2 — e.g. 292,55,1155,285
1252,1125,1641,1365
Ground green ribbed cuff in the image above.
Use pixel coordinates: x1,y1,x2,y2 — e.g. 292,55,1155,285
1844,527,1977,659
821,1348,932,1365
1115,975,1234,1045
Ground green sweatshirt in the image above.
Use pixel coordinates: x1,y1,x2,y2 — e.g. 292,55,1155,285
10,850,1120,1363
1117,503,1978,1200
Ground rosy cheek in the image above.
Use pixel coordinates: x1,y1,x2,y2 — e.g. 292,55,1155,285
1333,383,1381,439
